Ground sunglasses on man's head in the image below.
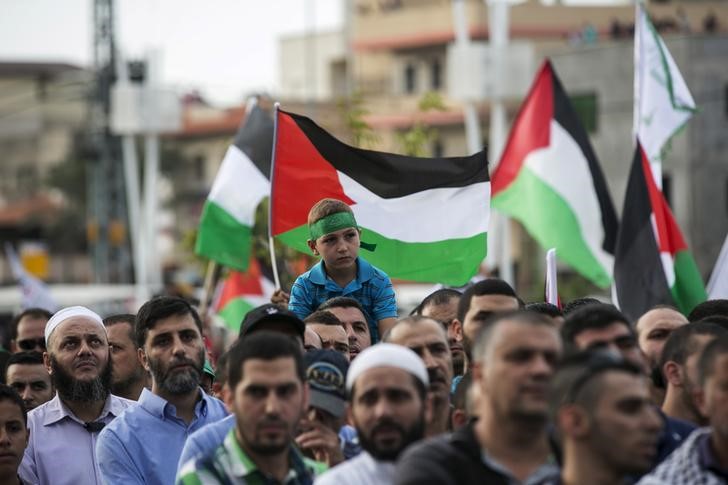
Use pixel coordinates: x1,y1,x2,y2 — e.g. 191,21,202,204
17,338,46,351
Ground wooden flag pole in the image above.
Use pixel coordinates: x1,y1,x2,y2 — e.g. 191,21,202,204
199,260,218,322
269,236,281,290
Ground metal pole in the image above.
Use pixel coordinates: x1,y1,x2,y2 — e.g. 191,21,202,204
487,0,514,286
452,0,483,155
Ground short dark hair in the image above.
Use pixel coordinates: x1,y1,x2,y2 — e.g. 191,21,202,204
698,334,728,385
318,297,366,316
11,308,52,340
227,332,305,389
473,310,556,361
525,302,563,319
660,322,726,371
457,279,522,323
135,297,202,347
561,304,631,345
381,315,446,342
304,310,342,327
103,314,136,344
0,384,27,425
420,289,462,312
549,351,642,420
562,297,602,316
6,351,44,370
689,300,728,322
695,316,728,331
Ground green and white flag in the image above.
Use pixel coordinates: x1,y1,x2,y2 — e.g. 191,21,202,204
634,3,696,170
195,102,274,271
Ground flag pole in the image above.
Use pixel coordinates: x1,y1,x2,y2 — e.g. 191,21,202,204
268,102,282,290
199,260,218,321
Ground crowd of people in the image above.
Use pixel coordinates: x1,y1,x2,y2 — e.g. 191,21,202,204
3,197,728,484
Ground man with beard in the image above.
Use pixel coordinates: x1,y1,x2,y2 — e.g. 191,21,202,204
315,344,430,485
97,296,227,484
418,289,465,378
178,332,326,484
20,306,134,485
384,316,453,436
545,352,662,485
395,311,561,485
103,314,149,400
660,322,725,426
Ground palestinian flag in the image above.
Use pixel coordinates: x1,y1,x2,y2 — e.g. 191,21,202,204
195,102,274,271
491,60,618,288
212,259,274,332
270,108,490,286
614,143,706,320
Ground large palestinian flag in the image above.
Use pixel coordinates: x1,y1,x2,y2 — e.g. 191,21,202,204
270,109,490,286
491,60,618,288
614,143,706,320
195,102,274,271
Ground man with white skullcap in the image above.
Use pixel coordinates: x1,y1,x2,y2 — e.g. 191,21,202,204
315,343,431,485
19,306,135,485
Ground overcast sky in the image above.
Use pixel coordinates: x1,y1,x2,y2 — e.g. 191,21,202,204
0,0,343,106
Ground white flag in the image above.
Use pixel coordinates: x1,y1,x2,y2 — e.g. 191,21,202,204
4,243,58,312
634,4,696,168
708,234,728,299
545,248,559,306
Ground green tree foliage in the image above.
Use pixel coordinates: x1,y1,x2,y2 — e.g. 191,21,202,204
396,91,447,156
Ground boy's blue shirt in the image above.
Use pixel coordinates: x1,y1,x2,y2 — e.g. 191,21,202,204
288,256,397,343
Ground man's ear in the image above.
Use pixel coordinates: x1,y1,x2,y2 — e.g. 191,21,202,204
345,403,354,427
9,340,17,354
223,384,234,411
138,347,150,372
307,239,319,256
559,405,590,439
43,351,52,375
663,361,683,387
450,319,463,343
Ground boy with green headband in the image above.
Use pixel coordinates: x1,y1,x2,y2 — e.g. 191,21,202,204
287,198,397,343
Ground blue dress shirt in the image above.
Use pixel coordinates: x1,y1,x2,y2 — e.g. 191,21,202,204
20,393,135,485
96,388,227,485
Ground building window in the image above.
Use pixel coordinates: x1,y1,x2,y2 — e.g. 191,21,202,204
662,172,672,208
194,156,205,180
570,92,598,133
404,63,417,94
430,58,442,90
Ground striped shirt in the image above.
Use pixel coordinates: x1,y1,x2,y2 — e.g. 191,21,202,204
288,257,397,343
178,429,326,485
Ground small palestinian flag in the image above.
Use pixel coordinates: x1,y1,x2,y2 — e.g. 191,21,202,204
212,259,274,332
491,60,618,288
270,109,490,286
195,102,274,271
614,143,706,320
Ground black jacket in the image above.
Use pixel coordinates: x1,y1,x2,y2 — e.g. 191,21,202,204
394,421,511,485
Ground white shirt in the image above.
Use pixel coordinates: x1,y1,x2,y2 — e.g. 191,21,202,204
315,452,395,485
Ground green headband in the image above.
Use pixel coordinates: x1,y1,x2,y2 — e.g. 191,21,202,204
309,212,376,251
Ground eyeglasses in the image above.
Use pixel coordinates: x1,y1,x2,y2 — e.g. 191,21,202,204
17,338,46,351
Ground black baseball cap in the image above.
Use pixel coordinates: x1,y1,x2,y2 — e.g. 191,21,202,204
304,349,349,418
239,304,305,339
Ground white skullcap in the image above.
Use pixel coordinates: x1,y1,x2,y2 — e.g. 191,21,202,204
346,343,429,392
45,306,105,345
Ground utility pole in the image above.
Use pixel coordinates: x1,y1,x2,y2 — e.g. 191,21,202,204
89,0,130,284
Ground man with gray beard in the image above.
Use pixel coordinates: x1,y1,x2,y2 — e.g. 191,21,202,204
97,296,227,485
20,306,135,485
